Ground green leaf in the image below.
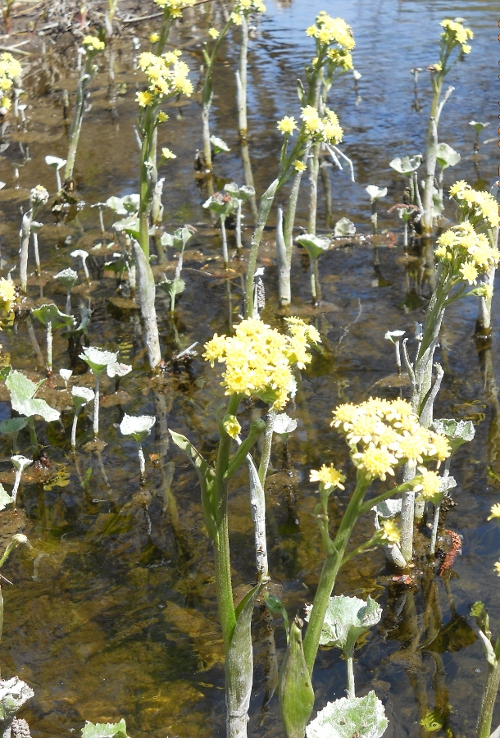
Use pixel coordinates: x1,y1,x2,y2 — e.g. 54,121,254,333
296,233,330,260
169,430,216,539
112,216,141,239
210,135,230,154
279,618,315,738
54,268,79,290
334,217,356,237
119,414,155,443
5,370,60,422
365,185,387,202
436,142,460,169
432,418,475,452
0,417,28,435
0,484,12,510
81,719,128,738
226,583,263,732
389,154,422,175
305,595,382,656
160,226,194,251
157,278,185,299
32,303,74,330
80,346,119,375
265,594,289,637
306,691,388,738
203,192,237,218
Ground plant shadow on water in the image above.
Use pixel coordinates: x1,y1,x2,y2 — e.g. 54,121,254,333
0,0,497,736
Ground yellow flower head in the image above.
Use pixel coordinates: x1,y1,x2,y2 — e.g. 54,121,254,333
0,278,15,310
149,32,160,43
487,503,500,521
153,0,196,18
234,0,266,14
82,35,105,52
203,317,320,409
137,50,192,104
310,464,346,491
440,18,473,48
161,147,176,159
450,181,499,228
223,415,241,439
293,160,307,172
414,468,442,501
306,12,355,51
208,28,220,39
381,520,400,544
137,90,154,107
495,561,500,577
277,116,297,135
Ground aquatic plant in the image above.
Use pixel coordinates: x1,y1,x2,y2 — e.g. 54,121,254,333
32,303,74,374
171,316,320,738
421,18,473,234
65,36,106,184
71,386,95,450
380,181,500,563
54,268,79,315
295,233,330,304
10,455,32,506
203,192,238,270
277,396,452,735
232,0,266,139
79,346,119,438
157,225,194,314
19,185,49,293
45,155,67,193
5,369,60,457
135,48,193,368
119,414,156,483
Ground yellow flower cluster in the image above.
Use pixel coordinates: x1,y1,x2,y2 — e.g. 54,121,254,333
301,106,343,144
326,48,353,70
0,52,22,111
153,0,196,18
203,317,321,409
332,398,451,482
440,18,473,54
306,12,354,50
449,181,499,229
0,278,15,311
233,0,266,14
310,464,345,491
435,222,499,285
136,50,193,105
82,35,105,53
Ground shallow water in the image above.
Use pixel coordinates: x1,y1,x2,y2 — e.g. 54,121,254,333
0,1,498,736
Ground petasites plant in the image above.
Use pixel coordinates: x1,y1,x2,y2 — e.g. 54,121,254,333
5,369,60,457
170,316,321,738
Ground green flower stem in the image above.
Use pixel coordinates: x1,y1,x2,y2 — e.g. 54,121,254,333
93,373,101,438
258,409,276,487
224,418,266,481
303,473,370,675
46,319,53,373
358,479,418,516
346,654,355,698
220,215,229,270
65,55,97,182
244,178,279,317
477,631,500,738
156,14,174,55
201,17,234,172
27,417,39,458
236,14,249,138
214,392,241,651
139,104,156,259
307,141,321,235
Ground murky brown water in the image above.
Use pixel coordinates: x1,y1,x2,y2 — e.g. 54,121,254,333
0,0,498,736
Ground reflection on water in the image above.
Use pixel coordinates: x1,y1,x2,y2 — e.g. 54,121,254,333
0,0,498,736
